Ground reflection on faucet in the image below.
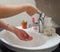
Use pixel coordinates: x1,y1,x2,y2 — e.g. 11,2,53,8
29,12,45,33
28,22,39,32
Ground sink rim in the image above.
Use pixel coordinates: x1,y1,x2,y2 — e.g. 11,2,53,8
0,27,60,50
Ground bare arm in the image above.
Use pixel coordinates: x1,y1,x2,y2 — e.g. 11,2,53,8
0,20,32,41
0,4,38,41
0,4,37,18
0,20,14,32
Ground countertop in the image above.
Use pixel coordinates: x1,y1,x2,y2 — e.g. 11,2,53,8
0,27,60,52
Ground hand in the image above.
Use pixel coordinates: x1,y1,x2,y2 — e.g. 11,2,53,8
26,5,38,16
0,20,32,41
14,28,33,41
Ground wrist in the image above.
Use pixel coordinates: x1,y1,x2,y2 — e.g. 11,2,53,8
3,23,16,33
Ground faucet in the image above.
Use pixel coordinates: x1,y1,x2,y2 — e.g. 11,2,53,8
29,12,44,33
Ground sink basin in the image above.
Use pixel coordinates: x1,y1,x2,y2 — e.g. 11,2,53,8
0,26,60,52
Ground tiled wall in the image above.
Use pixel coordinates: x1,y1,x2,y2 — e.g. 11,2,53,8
35,0,60,26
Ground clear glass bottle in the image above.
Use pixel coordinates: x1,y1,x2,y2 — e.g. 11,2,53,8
43,17,56,36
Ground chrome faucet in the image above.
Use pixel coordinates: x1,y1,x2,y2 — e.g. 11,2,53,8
29,12,45,33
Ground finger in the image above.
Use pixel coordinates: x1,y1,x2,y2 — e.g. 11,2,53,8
15,29,26,40
20,30,33,40
28,36,33,40
20,29,29,38
16,29,33,41
24,36,33,41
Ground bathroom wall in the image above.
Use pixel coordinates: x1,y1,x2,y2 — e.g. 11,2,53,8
35,0,60,27
0,0,36,26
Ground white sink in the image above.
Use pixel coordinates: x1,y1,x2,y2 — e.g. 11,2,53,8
0,26,60,52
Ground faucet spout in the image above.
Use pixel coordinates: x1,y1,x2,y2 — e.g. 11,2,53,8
29,12,45,33
28,22,40,33
29,22,39,28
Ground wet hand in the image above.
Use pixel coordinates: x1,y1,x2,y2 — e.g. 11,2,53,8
14,28,33,41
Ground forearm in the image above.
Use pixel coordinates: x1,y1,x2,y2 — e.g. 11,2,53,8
0,5,27,18
0,20,15,33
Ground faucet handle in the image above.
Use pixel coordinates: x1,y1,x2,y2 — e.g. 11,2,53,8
36,12,42,21
37,12,45,24
37,12,42,17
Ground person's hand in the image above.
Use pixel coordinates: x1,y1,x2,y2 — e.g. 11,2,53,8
14,28,33,41
0,20,32,41
26,5,38,16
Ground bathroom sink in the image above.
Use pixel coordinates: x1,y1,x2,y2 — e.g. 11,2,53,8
0,26,60,51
